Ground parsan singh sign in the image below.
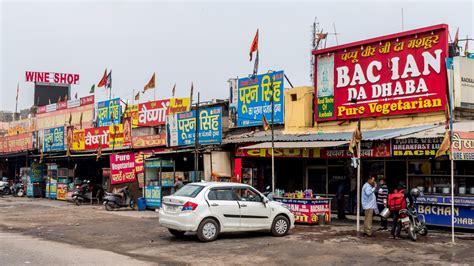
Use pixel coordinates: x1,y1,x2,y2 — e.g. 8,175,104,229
26,71,80,85
314,24,448,121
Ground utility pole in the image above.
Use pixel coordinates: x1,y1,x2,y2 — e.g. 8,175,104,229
194,92,200,181
269,71,276,194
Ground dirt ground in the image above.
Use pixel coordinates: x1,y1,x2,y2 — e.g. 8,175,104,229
0,197,473,265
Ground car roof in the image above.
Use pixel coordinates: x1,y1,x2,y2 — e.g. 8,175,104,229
187,182,250,188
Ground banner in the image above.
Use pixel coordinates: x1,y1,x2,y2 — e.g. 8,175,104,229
274,198,331,224
97,98,121,127
72,129,85,151
83,124,127,150
125,104,139,128
0,133,33,153
7,118,34,136
314,24,448,121
168,106,222,146
392,137,443,156
36,104,94,130
37,95,94,114
132,134,166,149
138,98,190,127
43,126,65,152
452,132,474,160
231,71,284,128
110,152,136,185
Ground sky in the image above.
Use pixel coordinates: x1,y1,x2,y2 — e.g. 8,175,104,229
1,0,473,112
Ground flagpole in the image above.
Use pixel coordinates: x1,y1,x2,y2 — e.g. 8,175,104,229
194,92,200,181
270,73,275,195
449,61,455,243
356,120,361,236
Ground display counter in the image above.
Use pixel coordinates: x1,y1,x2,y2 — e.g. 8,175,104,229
274,197,331,224
416,195,474,229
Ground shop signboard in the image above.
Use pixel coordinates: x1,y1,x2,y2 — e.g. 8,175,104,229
30,162,45,183
274,198,331,224
72,129,85,151
145,185,161,208
109,152,136,185
36,95,94,115
7,118,34,136
314,24,448,121
137,98,190,127
231,71,284,128
43,126,65,152
392,137,443,156
452,131,474,160
236,141,391,158
36,103,94,130
26,71,80,85
453,57,474,109
84,124,126,150
132,134,166,149
168,107,222,146
0,133,33,153
417,203,474,229
125,104,139,128
97,98,121,127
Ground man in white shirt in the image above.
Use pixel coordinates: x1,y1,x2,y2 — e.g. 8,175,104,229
362,175,378,237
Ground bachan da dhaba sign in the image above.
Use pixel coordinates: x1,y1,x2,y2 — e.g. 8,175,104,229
314,24,448,122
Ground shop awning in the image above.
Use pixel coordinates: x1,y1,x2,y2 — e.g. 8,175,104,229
395,121,474,139
239,141,349,149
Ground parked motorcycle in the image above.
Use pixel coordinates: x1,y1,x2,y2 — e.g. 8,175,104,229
398,188,428,241
103,186,135,211
0,180,11,195
11,182,25,197
72,180,94,206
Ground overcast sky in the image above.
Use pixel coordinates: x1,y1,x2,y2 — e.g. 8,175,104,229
1,0,473,112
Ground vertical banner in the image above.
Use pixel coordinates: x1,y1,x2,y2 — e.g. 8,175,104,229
43,126,65,152
109,152,136,185
72,129,85,151
168,107,222,146
125,104,139,128
97,98,121,126
233,71,284,128
316,55,335,119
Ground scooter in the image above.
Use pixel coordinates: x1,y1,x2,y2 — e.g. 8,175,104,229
103,186,135,211
72,180,93,206
11,182,25,197
0,180,11,195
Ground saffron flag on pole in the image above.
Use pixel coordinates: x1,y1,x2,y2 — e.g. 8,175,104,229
98,69,107,88
465,35,470,56
89,84,95,94
453,27,459,48
134,91,140,101
348,120,362,155
262,115,270,131
143,73,156,92
249,29,259,61
172,83,176,97
190,82,194,103
436,130,451,158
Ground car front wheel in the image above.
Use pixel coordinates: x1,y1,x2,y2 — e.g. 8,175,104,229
271,215,290,237
197,218,219,242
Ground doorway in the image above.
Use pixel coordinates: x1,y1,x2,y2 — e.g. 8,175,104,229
306,167,327,196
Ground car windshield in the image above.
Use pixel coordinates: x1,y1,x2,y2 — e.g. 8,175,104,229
173,184,204,198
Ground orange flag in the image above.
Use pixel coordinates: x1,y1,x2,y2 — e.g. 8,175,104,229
262,115,270,131
348,120,362,155
436,130,451,158
98,69,107,87
143,73,156,92
249,29,259,61
453,27,459,48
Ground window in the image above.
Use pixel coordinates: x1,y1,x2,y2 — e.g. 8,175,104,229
173,184,204,198
234,187,262,202
208,188,235,201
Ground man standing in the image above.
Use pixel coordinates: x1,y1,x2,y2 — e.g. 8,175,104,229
362,175,378,237
172,177,184,194
376,177,389,230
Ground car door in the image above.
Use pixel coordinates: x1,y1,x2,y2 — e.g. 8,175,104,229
234,187,271,229
206,187,241,231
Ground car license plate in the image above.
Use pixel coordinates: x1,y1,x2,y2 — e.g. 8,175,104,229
400,217,410,223
166,204,177,212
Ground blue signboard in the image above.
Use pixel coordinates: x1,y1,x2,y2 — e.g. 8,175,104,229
97,98,121,127
416,195,474,229
43,126,65,152
169,107,222,146
145,185,161,208
231,71,284,128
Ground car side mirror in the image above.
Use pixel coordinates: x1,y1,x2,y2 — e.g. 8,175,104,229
263,197,269,204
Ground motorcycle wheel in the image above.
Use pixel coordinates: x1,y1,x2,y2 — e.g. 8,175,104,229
105,202,114,211
418,222,428,236
17,190,24,197
129,199,135,209
408,221,417,241
74,197,81,206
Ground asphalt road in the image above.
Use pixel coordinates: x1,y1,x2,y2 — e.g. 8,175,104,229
0,197,473,265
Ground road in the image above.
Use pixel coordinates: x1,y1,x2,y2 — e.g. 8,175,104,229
0,197,473,265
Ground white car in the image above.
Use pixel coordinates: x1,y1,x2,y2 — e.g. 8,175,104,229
159,182,295,242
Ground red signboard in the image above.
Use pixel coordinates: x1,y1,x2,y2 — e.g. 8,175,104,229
314,24,448,121
138,100,170,126
26,71,80,85
452,132,474,160
110,152,136,185
0,133,33,153
57,101,67,110
84,126,110,150
37,106,46,114
132,134,166,149
80,95,94,106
